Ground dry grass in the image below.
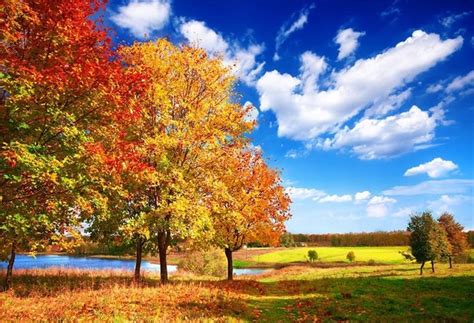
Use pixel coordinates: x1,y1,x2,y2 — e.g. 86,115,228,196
0,269,251,321
1,264,473,321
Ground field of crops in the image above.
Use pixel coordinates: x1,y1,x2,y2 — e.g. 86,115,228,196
249,246,408,265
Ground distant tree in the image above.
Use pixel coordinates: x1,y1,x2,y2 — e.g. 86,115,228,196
307,250,318,262
467,231,474,248
280,233,296,247
346,251,356,262
407,212,450,275
438,212,469,268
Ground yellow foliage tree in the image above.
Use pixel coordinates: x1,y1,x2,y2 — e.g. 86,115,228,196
115,39,252,283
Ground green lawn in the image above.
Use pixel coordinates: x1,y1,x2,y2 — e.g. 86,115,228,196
253,246,409,264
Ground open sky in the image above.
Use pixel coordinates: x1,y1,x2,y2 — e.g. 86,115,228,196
103,0,473,233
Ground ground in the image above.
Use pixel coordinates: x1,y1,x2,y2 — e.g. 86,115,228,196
1,247,473,321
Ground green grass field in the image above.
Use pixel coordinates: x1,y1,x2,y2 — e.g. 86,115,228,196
2,263,473,321
252,246,409,264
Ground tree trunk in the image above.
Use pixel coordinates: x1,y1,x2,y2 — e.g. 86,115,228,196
3,242,16,291
449,256,452,269
225,247,233,281
134,238,143,282
431,260,435,273
157,230,169,284
420,261,425,275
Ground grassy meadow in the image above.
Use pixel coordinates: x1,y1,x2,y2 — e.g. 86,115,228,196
1,246,474,321
1,263,473,321
249,246,407,265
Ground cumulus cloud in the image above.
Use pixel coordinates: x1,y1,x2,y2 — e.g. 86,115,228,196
404,158,458,178
256,30,463,158
363,89,411,118
285,187,326,200
334,28,365,60
366,196,397,217
274,4,315,61
178,20,265,86
110,0,171,39
355,191,371,201
179,19,228,54
318,194,352,203
320,106,443,160
383,179,474,196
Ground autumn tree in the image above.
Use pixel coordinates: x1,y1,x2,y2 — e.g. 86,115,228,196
0,0,122,290
438,212,469,268
210,147,291,280
407,212,450,275
105,40,252,283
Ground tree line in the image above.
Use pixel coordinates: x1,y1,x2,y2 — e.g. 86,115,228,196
280,231,410,247
0,0,291,290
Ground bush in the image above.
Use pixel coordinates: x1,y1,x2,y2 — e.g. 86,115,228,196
367,259,376,265
346,251,356,262
307,250,318,262
178,248,227,277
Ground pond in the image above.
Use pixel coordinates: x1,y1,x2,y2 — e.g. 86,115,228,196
0,255,268,276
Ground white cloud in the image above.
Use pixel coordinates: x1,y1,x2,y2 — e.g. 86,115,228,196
355,191,371,201
446,70,474,92
179,19,228,54
368,196,397,205
320,106,442,160
404,158,458,178
179,20,265,86
285,187,326,200
318,194,352,203
256,30,463,154
334,28,365,60
363,89,411,118
428,194,472,213
426,83,443,93
243,101,259,124
383,179,474,196
440,11,472,28
111,0,171,39
274,4,315,61
285,150,301,159
300,52,327,93
392,206,415,217
366,196,396,217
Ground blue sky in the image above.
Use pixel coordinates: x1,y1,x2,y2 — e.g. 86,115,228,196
104,0,473,233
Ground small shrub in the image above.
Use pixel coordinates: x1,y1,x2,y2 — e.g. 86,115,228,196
367,259,376,265
346,251,356,262
178,248,227,277
307,250,318,262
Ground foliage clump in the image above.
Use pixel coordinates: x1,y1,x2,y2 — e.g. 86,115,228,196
307,250,318,262
407,211,450,274
179,248,227,277
346,251,356,262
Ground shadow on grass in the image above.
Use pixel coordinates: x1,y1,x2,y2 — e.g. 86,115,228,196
2,268,473,321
